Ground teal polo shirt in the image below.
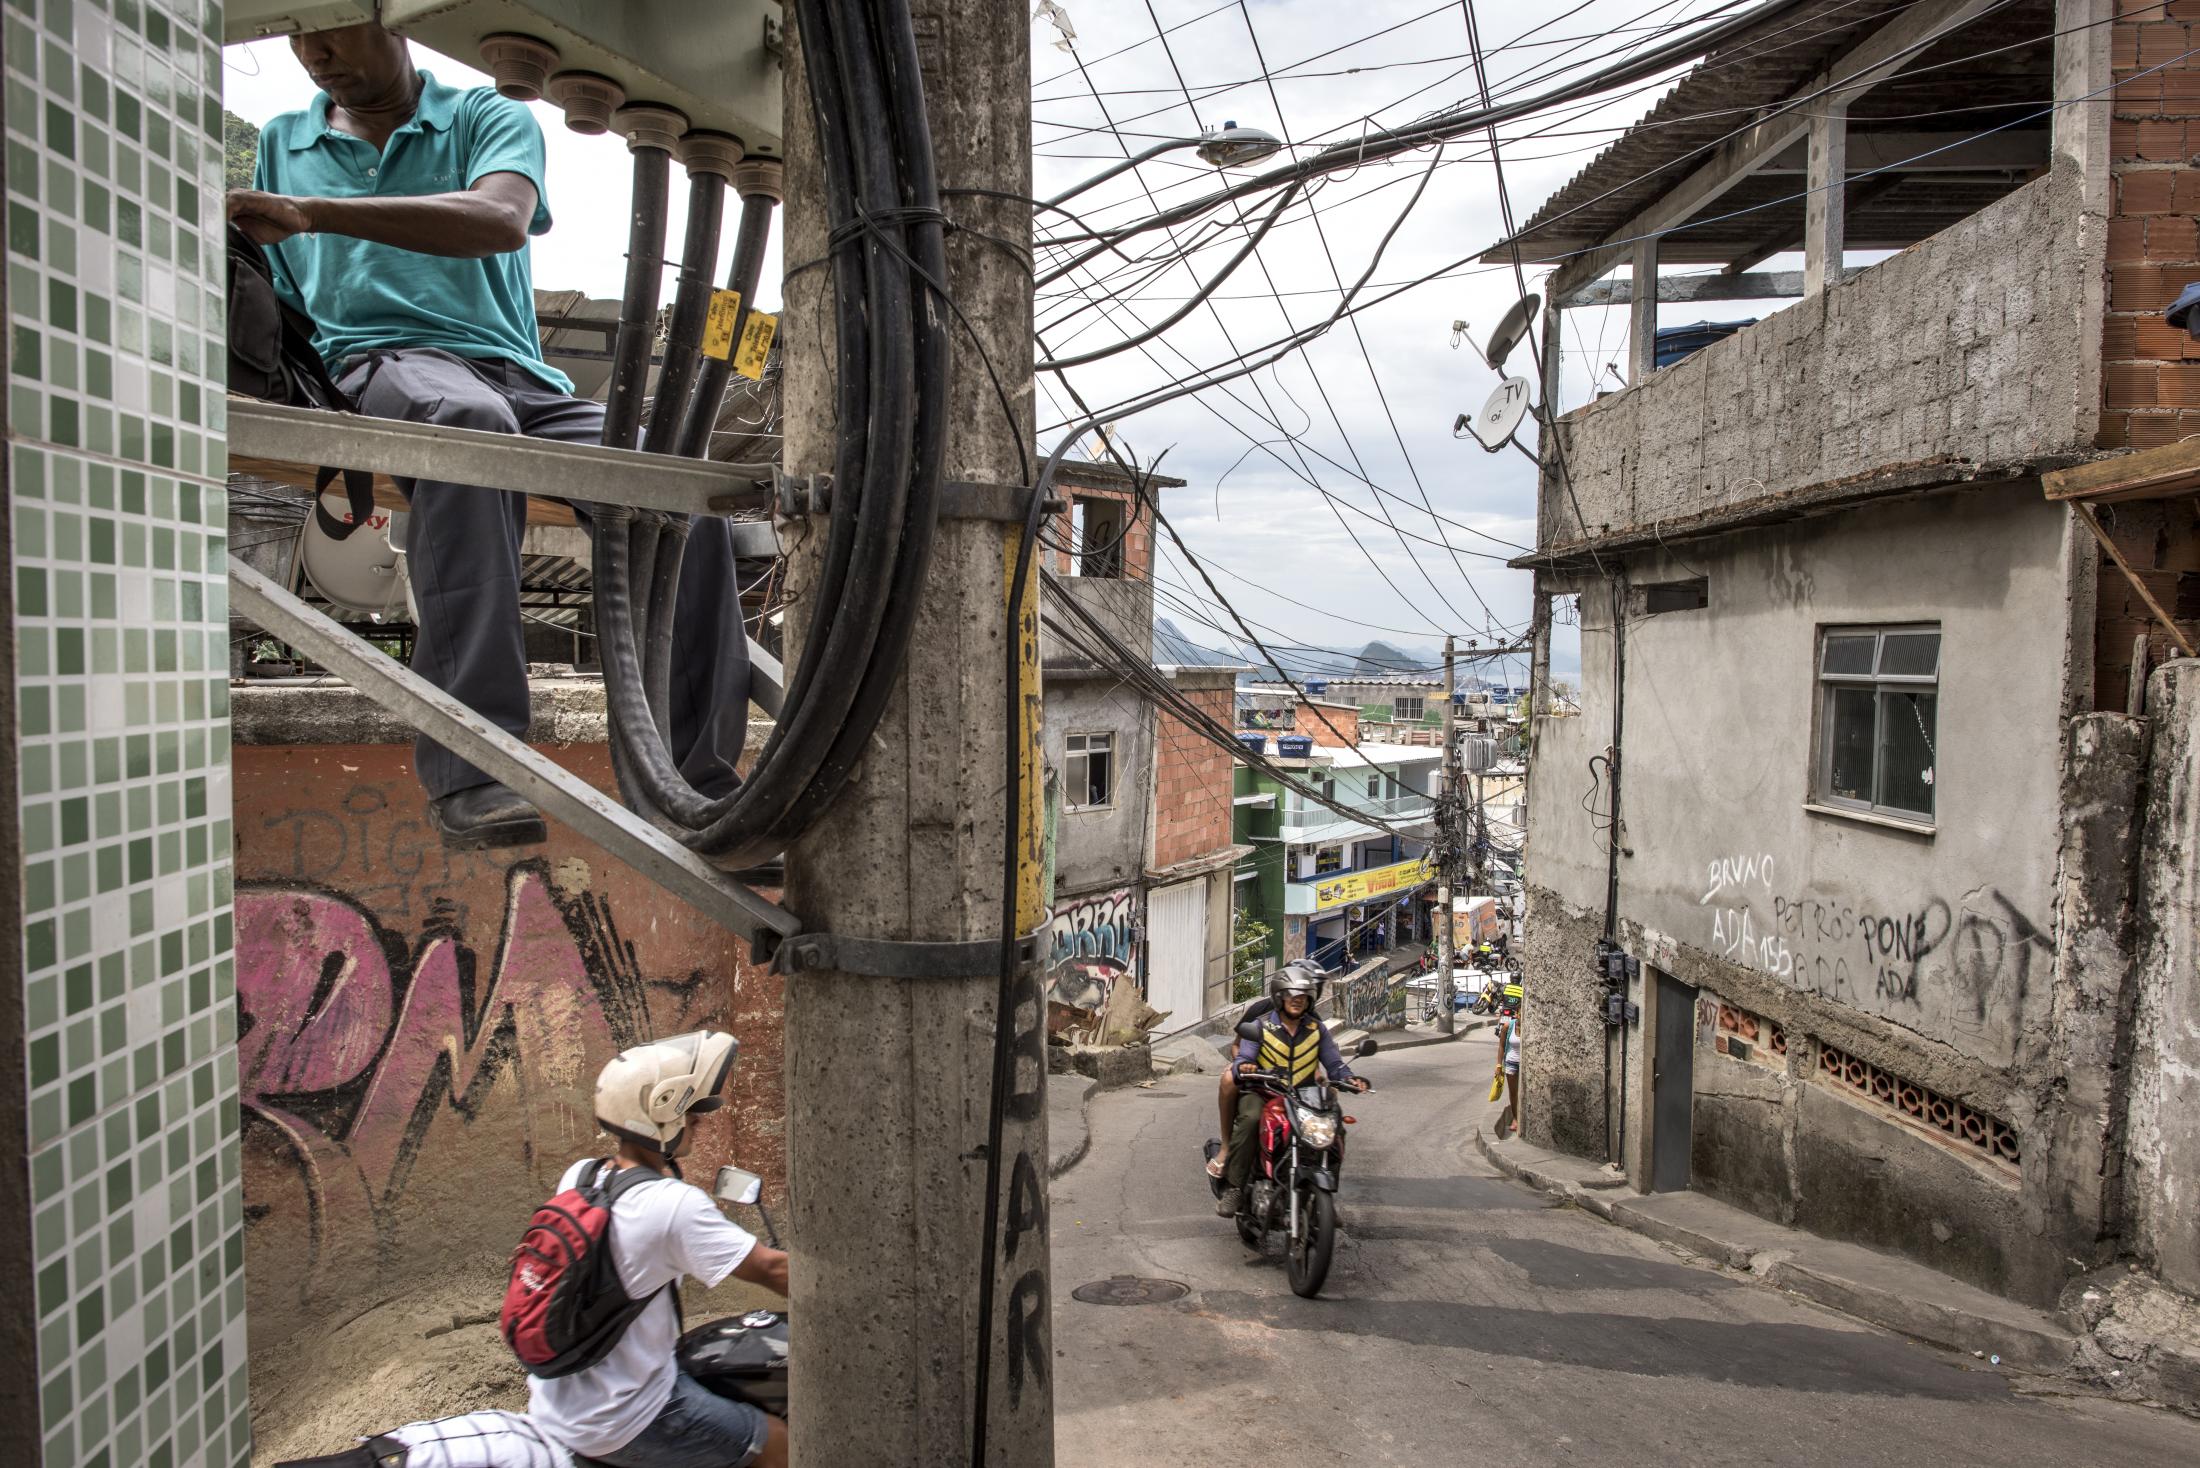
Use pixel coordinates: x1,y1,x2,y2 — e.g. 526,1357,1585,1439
254,70,572,392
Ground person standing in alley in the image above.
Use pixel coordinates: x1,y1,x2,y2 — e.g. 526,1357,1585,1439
228,21,750,849
1493,1002,1522,1139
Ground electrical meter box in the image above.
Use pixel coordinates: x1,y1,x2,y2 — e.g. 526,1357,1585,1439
224,0,785,157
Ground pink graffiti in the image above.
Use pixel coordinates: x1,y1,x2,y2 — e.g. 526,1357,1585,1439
235,864,648,1288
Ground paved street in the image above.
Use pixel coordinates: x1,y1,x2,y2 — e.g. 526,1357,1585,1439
1050,1039,2200,1467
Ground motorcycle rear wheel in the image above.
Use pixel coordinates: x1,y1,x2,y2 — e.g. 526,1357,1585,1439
1287,1190,1337,1297
1235,1210,1263,1249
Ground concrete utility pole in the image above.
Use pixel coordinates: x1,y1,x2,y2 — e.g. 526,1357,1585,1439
1437,636,1457,1034
780,4,1051,1466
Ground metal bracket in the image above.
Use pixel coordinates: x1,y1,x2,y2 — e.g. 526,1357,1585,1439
769,925,1049,978
769,471,1064,523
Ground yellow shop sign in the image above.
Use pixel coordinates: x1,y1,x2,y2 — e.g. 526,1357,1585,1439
1311,855,1433,912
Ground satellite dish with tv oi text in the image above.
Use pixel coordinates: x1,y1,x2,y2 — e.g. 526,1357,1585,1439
1472,377,1531,452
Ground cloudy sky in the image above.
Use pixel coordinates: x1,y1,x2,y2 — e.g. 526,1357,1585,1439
220,0,1762,684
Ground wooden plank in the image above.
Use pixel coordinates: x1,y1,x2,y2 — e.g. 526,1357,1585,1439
2042,438,2200,504
229,451,582,526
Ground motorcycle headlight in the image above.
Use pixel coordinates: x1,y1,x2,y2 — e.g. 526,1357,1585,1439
1295,1109,1339,1149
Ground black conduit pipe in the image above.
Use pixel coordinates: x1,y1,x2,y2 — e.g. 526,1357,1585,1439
676,162,783,461
642,142,734,456
602,115,678,451
585,0,942,865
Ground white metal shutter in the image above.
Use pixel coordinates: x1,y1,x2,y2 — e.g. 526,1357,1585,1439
1147,879,1208,1025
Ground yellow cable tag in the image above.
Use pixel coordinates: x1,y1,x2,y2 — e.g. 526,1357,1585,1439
734,311,778,380
702,290,742,360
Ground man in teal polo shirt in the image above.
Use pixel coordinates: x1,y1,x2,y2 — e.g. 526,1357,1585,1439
230,22,749,849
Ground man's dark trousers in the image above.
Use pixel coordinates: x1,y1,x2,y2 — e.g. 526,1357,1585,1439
339,349,750,802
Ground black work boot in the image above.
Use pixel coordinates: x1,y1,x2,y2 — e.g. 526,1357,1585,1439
428,781,547,850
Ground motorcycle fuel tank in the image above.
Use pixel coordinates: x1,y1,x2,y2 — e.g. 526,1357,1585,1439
677,1310,790,1417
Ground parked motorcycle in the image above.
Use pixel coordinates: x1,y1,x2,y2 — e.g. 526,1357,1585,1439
1205,1029,1379,1298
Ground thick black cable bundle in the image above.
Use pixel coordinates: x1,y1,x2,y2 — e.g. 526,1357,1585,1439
587,0,948,865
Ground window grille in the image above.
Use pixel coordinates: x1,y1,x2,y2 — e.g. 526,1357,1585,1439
1815,1042,2019,1169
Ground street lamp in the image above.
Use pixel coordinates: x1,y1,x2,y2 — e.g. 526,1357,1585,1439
1044,120,1287,209
1197,121,1285,168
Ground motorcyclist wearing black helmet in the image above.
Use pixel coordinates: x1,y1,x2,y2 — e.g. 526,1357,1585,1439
1216,962,1368,1217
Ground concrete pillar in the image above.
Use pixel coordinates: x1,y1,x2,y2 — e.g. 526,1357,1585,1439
2126,661,2200,1293
779,1,1051,1464
1803,100,1847,297
1628,238,1659,384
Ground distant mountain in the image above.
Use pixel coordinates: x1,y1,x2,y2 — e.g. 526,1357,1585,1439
1152,618,1252,669
1153,620,1496,685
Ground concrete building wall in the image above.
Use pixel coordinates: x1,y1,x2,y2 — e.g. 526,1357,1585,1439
1524,486,2102,1305
2127,660,2200,1295
226,735,785,1394
4,6,250,1466
1541,173,2098,554
1044,673,1153,897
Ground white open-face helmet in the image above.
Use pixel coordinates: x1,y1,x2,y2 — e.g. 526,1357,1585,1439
594,1030,739,1155
1268,960,1324,1007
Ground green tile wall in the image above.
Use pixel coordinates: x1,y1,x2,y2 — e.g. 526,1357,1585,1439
5,1,245,1466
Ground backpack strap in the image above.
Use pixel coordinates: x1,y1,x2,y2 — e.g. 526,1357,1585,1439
311,464,379,543
588,1159,686,1331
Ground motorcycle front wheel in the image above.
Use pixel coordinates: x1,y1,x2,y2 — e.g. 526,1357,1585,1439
1287,1189,1337,1297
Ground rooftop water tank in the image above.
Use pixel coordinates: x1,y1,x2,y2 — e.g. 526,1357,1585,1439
1276,734,1315,758
1304,678,1328,696
1236,733,1268,755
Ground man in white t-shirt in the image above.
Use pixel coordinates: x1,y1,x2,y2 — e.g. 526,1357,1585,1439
530,1031,791,1468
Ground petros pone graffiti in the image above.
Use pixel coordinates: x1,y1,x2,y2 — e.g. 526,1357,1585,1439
1697,852,2048,1026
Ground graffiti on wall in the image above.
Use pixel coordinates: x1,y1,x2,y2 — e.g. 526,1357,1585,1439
235,860,708,1299
1050,886,1138,968
1697,851,2048,1023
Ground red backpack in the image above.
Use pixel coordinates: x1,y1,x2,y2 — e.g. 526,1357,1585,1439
501,1159,670,1378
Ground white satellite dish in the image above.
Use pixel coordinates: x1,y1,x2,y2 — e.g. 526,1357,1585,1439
1471,376,1531,452
1483,293,1541,372
297,490,417,623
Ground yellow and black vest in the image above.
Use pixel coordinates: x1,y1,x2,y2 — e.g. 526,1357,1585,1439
1256,1016,1325,1085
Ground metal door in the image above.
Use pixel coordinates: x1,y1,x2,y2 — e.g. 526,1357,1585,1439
1147,879,1208,1026
1651,972,1696,1193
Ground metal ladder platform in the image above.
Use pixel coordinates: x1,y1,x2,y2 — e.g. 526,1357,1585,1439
224,400,799,941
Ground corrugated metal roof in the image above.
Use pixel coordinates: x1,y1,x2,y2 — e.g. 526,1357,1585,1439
1483,0,2054,272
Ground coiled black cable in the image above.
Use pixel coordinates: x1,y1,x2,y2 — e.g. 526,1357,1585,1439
585,0,947,866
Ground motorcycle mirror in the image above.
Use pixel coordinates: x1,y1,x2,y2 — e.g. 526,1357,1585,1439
713,1165,764,1206
1235,1018,1265,1043
1355,1038,1379,1058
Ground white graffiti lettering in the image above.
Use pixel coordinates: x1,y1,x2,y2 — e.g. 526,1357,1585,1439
1701,852,1776,904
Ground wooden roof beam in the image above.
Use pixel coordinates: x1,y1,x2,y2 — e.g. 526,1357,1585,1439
1547,0,2005,299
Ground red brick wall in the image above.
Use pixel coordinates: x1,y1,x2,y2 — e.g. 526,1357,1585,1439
2100,3,2200,705
1151,679,1238,870
1302,700,1359,747
1047,479,1153,582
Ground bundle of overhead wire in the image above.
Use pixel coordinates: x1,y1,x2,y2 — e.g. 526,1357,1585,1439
587,0,948,867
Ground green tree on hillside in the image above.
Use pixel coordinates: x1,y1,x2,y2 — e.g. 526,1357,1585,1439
223,110,260,190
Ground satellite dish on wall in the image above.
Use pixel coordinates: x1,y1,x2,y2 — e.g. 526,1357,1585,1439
1470,377,1531,452
1483,293,1541,372
297,490,417,623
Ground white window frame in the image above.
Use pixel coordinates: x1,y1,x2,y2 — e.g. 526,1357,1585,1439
1064,730,1115,811
1814,624,1939,825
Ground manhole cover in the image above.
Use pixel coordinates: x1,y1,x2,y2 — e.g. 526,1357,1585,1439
1070,1276,1190,1306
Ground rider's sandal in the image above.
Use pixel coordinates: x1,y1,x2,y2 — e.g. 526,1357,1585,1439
1205,1156,1226,1180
